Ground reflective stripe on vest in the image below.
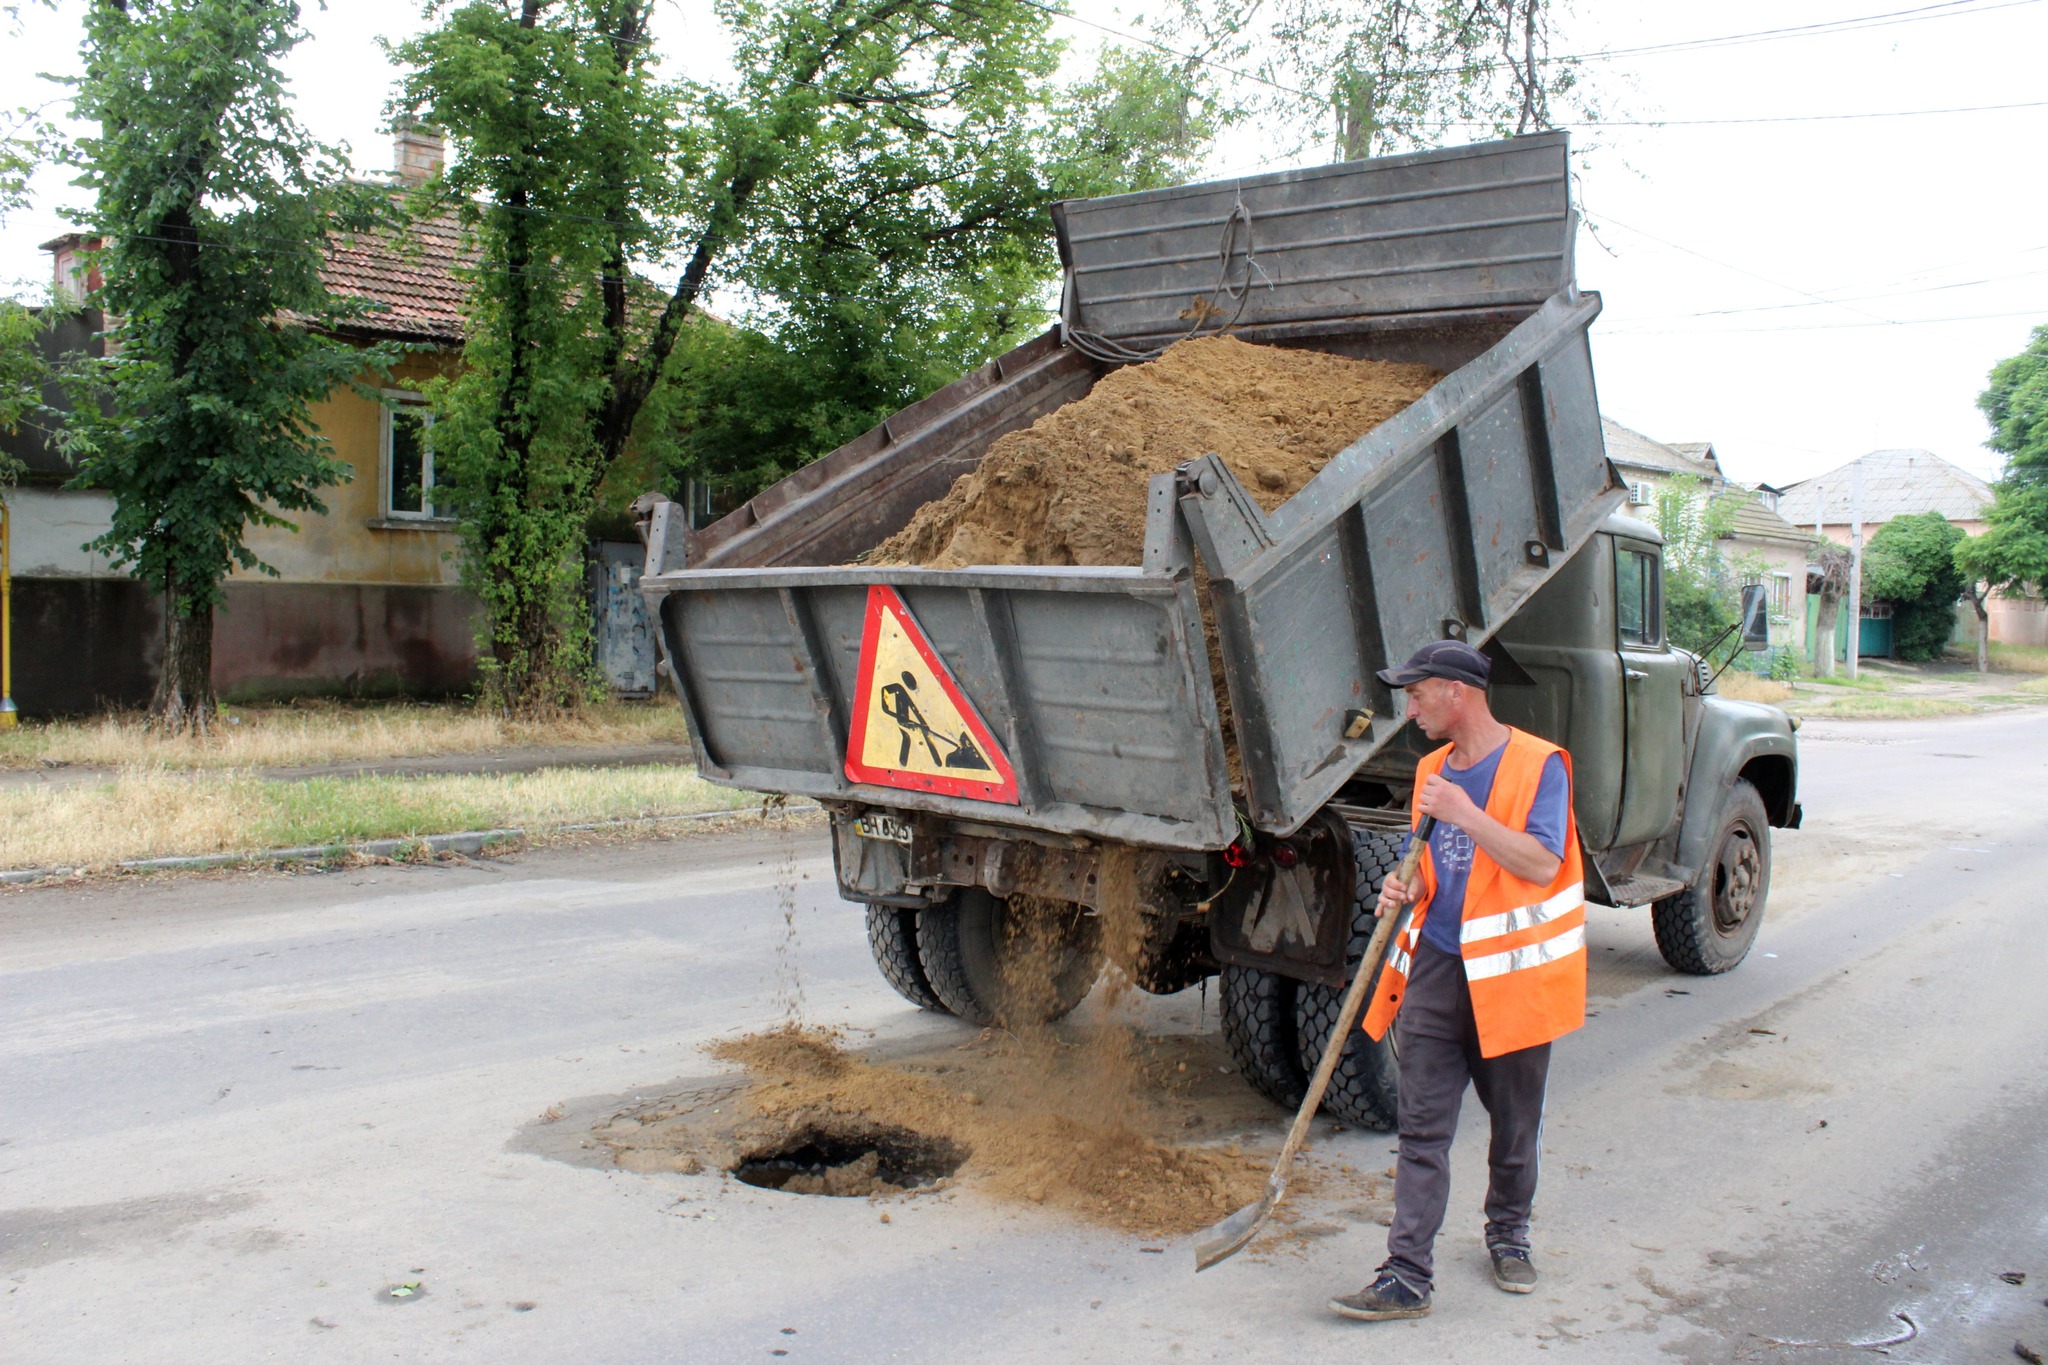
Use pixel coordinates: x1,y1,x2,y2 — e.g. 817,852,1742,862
1461,881,1586,947
1465,922,1587,981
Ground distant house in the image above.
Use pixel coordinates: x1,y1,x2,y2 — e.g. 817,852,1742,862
0,127,481,716
1600,419,1814,654
1775,449,2039,649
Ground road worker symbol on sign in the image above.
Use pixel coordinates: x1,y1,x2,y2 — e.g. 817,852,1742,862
845,585,1019,804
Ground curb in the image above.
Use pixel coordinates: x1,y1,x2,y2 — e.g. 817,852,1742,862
0,802,822,888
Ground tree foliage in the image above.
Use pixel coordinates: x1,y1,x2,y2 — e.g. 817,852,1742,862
1650,474,1739,656
396,0,1220,710
1862,510,1965,662
1151,0,1595,162
64,0,396,730
1957,323,2048,603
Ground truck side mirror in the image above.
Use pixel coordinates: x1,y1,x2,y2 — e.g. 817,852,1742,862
1739,584,1770,652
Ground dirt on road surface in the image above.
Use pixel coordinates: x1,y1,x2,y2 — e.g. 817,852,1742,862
594,1021,1381,1239
868,335,1440,569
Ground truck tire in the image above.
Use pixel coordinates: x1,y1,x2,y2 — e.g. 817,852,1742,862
1292,826,1405,1131
864,904,950,1013
1218,965,1306,1109
1653,779,1771,976
916,889,1101,1028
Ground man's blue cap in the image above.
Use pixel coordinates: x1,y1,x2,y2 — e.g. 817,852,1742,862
1376,639,1490,689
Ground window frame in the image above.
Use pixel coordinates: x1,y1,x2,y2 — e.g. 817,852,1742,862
1616,542,1664,648
379,389,440,522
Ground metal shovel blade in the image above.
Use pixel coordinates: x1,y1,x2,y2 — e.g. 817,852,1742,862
1193,1171,1287,1271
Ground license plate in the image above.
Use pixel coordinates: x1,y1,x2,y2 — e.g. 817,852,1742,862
852,813,913,845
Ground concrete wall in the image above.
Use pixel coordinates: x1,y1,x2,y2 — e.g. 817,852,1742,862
1990,594,2048,648
7,576,478,716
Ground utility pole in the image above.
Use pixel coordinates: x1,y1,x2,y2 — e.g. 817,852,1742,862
0,500,15,729
1811,481,1825,671
1846,462,1863,682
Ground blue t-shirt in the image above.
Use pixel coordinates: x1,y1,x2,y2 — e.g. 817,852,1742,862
1403,745,1570,957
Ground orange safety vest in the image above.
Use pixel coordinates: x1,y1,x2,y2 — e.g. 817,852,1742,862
1362,728,1586,1058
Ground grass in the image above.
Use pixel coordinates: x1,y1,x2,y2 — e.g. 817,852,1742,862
0,764,758,872
0,699,692,772
1987,642,2048,675
1711,673,1793,704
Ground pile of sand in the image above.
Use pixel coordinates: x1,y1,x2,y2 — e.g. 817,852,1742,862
868,335,1442,569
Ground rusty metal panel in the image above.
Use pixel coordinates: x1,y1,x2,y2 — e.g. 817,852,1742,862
1054,133,1573,345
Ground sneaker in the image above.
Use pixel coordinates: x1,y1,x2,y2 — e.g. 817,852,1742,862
1329,1272,1432,1321
1490,1245,1537,1293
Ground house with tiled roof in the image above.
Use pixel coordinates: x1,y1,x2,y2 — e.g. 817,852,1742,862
1600,418,1815,654
1776,448,2044,649
1,126,478,714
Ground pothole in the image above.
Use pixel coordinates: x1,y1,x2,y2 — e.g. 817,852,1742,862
731,1123,967,1197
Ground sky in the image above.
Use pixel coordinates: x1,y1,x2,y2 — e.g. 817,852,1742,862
4,0,2045,491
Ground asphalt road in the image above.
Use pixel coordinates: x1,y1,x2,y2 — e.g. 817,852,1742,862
3,708,2046,1363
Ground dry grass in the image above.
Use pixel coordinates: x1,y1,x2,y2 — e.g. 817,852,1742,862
0,764,754,872
0,699,691,772
1988,642,2048,675
1713,673,1793,704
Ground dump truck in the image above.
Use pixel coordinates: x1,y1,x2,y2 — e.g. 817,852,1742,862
635,132,1802,1129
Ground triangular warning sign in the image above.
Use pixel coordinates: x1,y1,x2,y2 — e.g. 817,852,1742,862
845,585,1020,804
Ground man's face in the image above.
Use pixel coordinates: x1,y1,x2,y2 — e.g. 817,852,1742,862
1403,676,1466,739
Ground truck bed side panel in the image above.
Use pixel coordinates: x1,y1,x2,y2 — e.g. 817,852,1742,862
657,568,1234,849
1180,293,1624,833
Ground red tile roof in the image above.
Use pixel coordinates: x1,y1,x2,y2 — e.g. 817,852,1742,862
318,201,473,345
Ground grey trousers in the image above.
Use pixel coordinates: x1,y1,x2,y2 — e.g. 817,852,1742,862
1382,940,1551,1294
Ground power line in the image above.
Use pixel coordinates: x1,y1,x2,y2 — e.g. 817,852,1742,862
1558,99,2048,127
1606,265,2048,327
1585,206,1894,325
1605,306,2048,335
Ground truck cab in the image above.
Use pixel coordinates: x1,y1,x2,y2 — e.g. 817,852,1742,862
1359,513,1801,963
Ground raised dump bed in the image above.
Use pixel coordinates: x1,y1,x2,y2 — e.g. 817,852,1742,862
639,131,1621,850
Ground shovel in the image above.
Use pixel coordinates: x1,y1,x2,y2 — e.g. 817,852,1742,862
1193,815,1435,1272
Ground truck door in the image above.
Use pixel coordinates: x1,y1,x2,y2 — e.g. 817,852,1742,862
1613,540,1686,846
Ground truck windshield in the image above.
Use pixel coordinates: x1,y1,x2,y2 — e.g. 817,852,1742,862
1618,546,1659,646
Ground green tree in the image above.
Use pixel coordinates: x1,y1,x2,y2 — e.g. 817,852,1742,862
1650,474,1739,656
396,0,1218,711
1956,323,2048,669
1862,510,1966,663
1151,0,1596,162
64,0,396,730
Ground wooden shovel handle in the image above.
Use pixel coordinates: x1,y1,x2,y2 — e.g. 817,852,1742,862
1266,815,1437,1190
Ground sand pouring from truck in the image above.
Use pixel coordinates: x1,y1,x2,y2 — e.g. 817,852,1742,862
634,131,1801,1135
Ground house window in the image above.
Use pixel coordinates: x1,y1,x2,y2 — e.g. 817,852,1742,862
382,395,438,519
1617,546,1661,646
1770,573,1792,621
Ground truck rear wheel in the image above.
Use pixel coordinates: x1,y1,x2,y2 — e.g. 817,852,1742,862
1218,965,1307,1108
916,889,1102,1028
1653,779,1771,975
864,904,950,1013
1292,826,1404,1131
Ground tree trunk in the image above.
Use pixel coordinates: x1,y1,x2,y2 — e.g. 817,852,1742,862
153,588,216,732
1974,594,1990,673
1813,593,1839,678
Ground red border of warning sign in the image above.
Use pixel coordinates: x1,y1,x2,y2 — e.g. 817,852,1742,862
844,585,1020,805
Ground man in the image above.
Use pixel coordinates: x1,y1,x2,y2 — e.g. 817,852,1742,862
1329,639,1586,1322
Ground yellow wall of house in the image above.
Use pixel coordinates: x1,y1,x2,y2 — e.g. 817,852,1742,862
236,350,462,587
